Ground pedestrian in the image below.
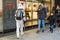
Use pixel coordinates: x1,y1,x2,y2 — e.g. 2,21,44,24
56,6,60,27
15,3,26,39
55,5,60,27
47,13,55,33
52,5,56,28
37,3,47,33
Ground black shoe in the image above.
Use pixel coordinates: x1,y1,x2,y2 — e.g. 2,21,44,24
50,27,53,33
51,29,53,33
17,38,19,39
51,30,53,33
42,30,44,32
36,30,40,33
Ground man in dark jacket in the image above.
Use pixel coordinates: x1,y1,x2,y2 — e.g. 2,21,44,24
37,3,47,33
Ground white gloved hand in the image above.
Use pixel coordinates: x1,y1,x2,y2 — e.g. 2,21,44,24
23,17,26,22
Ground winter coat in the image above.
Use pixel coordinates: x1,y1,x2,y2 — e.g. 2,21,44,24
37,6,47,19
47,15,55,25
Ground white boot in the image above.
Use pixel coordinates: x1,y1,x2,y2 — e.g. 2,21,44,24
21,32,24,35
20,26,24,35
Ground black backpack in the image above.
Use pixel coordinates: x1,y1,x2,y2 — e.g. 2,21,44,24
16,10,24,20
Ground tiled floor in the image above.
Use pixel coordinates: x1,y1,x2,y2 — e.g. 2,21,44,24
0,27,60,40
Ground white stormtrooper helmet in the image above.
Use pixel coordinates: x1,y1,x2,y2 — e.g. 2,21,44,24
17,3,23,9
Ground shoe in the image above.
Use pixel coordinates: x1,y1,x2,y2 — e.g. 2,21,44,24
51,29,53,33
17,38,19,39
50,27,53,33
42,30,44,32
21,32,24,35
36,30,40,33
51,31,53,33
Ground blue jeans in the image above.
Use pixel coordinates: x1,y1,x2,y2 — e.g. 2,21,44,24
49,24,54,32
38,19,45,31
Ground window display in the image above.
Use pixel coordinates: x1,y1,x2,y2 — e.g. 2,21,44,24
17,0,52,26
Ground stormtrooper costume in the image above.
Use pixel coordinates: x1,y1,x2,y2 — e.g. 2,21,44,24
15,3,26,39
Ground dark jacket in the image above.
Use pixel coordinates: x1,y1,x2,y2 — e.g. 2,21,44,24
37,6,47,19
47,15,55,25
55,9,60,20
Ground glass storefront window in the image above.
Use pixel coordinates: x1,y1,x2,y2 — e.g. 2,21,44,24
18,0,52,26
45,0,51,15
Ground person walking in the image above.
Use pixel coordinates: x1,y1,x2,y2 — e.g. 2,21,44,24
15,3,26,39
